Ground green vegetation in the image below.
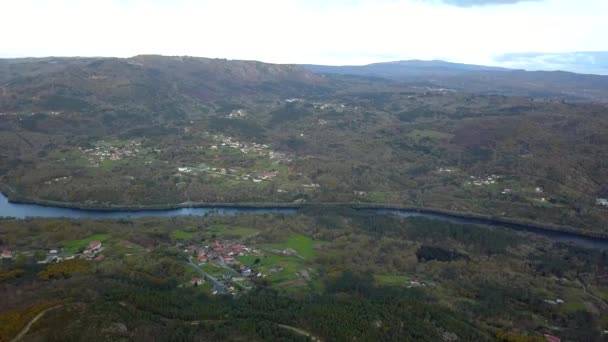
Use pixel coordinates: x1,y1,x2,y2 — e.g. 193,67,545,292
261,234,318,259
207,225,259,239
0,303,57,342
63,233,110,254
374,274,409,286
171,230,194,240
0,212,604,341
1,56,608,341
38,259,89,280
0,56,607,237
406,129,454,142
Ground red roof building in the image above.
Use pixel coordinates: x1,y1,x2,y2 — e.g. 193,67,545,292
1,249,13,258
88,241,102,250
544,334,560,342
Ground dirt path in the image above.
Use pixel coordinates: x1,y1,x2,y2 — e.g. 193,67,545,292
579,281,608,308
11,305,62,342
278,324,322,341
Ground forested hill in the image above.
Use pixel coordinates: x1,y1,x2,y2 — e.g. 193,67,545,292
304,60,608,103
0,55,329,118
0,55,607,235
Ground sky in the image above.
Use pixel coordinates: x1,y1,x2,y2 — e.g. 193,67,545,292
1,0,607,73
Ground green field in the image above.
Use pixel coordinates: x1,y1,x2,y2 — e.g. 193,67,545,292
206,225,259,239
171,229,195,240
239,234,323,288
261,234,320,259
238,252,303,284
406,129,453,142
374,274,410,286
63,234,110,254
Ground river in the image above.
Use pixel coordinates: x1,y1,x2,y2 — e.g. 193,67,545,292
0,193,606,249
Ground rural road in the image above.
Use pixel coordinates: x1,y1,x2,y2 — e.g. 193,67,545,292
11,305,62,342
278,324,322,341
186,257,226,294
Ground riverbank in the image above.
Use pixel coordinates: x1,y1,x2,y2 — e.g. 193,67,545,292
2,190,608,244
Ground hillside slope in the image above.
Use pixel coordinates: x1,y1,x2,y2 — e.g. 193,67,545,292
304,60,608,102
0,55,607,234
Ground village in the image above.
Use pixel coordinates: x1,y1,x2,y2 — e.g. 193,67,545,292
10,235,310,297
207,134,292,163
79,139,146,166
1,240,105,265
182,239,267,296
175,133,295,185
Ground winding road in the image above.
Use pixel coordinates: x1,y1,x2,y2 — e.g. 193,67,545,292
11,305,62,342
186,257,226,294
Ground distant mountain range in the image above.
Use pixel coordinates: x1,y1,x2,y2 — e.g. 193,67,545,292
305,60,510,77
1,55,608,110
495,51,608,75
304,59,608,102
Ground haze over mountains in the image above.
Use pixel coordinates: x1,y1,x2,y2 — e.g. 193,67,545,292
305,59,608,103
2,55,608,107
495,51,608,75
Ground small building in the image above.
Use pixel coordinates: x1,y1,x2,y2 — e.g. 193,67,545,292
191,277,204,286
544,334,561,342
49,249,58,255
1,249,14,259
596,198,608,206
242,267,252,277
89,241,102,251
282,248,297,256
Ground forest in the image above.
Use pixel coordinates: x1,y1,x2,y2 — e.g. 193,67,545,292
0,211,606,341
0,57,607,236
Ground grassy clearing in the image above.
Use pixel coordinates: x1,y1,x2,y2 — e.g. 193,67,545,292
561,301,586,312
206,225,259,239
63,234,110,254
262,234,319,259
171,230,195,240
238,253,302,284
199,263,225,278
366,192,388,203
100,159,114,171
406,129,453,142
106,240,145,256
240,234,324,288
374,274,410,286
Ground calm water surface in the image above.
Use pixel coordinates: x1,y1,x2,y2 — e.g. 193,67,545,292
1,193,605,249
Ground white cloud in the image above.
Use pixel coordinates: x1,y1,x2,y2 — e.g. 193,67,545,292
0,0,607,68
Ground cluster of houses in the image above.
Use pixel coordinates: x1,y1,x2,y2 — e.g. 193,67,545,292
208,135,268,155
464,174,502,186
44,176,71,185
226,109,247,119
437,167,456,173
183,240,265,295
1,249,15,260
177,164,279,184
208,134,293,163
406,279,435,288
37,241,104,264
313,102,347,111
80,140,143,165
186,240,258,265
